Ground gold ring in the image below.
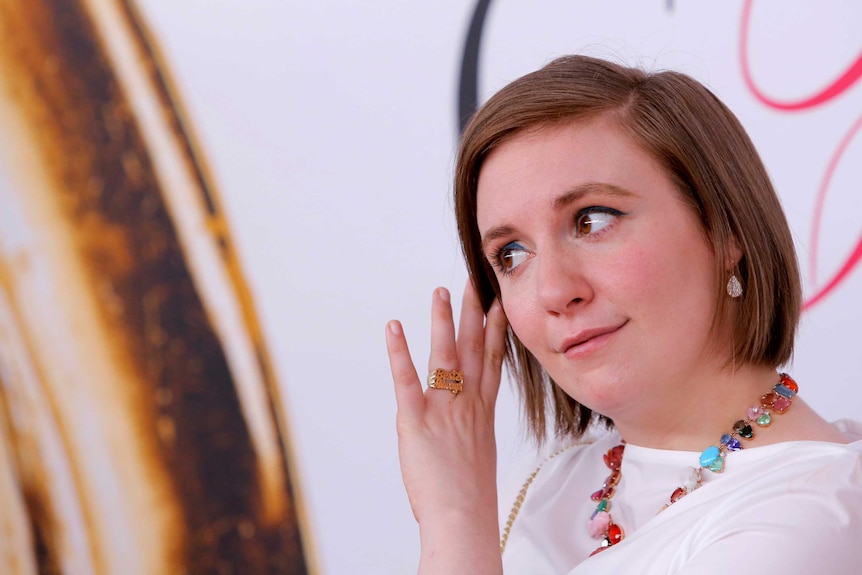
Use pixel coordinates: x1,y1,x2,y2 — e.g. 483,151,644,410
427,369,464,395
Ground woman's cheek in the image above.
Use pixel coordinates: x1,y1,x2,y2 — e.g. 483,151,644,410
501,294,544,351
608,249,664,301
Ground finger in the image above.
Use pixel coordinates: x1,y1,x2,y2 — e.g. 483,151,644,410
457,279,489,389
480,298,508,403
427,287,461,400
385,320,425,427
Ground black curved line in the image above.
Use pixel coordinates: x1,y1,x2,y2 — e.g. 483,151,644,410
457,0,493,133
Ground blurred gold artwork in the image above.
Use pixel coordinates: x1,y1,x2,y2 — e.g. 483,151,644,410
0,1,310,573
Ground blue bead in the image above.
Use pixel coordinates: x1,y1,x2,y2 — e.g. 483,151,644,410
774,384,795,399
699,445,720,468
720,433,732,445
727,438,742,451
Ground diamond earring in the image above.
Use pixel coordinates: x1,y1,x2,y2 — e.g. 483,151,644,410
726,274,743,298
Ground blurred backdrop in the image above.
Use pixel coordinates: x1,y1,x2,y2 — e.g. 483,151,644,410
0,1,860,574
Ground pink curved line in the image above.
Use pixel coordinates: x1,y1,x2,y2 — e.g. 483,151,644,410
808,112,862,286
740,0,862,111
803,235,862,311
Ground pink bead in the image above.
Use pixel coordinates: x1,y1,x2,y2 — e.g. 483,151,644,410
772,396,792,413
590,489,604,501
747,406,762,419
588,511,611,538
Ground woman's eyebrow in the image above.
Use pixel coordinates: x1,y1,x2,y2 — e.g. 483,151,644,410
553,182,635,210
480,225,516,253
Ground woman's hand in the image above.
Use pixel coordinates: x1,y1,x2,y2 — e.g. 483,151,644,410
386,280,508,574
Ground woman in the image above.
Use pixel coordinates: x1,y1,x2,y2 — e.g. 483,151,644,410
385,55,862,574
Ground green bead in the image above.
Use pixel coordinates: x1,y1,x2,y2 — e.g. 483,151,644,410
597,499,608,513
709,456,725,472
756,412,772,427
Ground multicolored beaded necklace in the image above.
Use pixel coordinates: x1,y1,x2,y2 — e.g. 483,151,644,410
587,373,799,557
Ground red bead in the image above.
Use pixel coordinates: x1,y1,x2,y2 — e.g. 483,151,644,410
670,487,686,503
760,392,775,408
603,445,625,469
607,522,624,544
591,489,604,501
605,468,621,487
780,373,799,394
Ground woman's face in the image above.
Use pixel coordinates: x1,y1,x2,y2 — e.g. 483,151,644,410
476,119,727,420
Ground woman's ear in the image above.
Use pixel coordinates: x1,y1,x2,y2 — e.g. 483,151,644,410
726,236,743,270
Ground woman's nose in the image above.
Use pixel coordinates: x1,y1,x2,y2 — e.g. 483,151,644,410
535,250,592,315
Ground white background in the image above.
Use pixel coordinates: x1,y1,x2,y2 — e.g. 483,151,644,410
134,2,862,573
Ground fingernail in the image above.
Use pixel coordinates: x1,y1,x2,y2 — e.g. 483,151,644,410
438,288,450,303
387,321,402,335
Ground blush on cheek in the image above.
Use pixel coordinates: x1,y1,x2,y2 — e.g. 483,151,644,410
501,303,549,361
606,252,658,301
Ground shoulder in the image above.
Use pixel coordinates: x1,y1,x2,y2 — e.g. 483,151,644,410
711,430,862,514
683,436,862,568
833,418,862,444
583,436,862,574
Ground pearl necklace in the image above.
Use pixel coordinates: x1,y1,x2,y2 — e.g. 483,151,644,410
587,373,799,556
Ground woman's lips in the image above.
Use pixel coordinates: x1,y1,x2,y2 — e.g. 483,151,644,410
560,321,627,359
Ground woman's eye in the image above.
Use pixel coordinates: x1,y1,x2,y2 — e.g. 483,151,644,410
576,208,620,236
496,242,529,274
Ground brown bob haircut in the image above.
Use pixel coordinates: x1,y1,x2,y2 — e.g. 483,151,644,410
455,55,801,442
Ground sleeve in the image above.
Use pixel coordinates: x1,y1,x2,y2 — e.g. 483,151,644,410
670,464,862,574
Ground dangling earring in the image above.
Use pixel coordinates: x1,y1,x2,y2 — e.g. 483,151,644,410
726,274,743,298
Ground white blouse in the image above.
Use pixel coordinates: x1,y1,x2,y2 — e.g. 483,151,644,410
500,420,862,574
